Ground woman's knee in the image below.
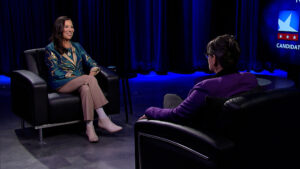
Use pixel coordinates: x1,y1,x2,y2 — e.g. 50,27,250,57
164,94,180,100
80,75,89,79
79,84,90,94
87,75,98,84
79,75,96,85
77,75,89,84
163,94,182,108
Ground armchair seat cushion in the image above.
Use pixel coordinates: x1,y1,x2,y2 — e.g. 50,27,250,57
48,93,83,123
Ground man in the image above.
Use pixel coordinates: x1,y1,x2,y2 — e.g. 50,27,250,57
138,34,258,124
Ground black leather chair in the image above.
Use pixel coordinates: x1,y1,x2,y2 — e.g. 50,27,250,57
134,88,300,169
11,48,120,143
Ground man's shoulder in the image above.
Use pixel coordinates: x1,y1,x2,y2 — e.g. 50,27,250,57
220,72,256,81
193,77,219,91
196,76,222,85
194,72,256,88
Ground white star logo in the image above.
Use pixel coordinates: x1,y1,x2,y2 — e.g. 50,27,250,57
278,13,298,32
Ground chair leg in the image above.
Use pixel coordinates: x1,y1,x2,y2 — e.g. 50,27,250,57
39,128,46,145
21,119,25,129
122,79,129,123
125,78,133,115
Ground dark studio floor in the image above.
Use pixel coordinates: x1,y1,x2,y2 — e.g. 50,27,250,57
0,70,295,169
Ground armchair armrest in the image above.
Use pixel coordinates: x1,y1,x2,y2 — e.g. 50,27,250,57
11,70,48,126
134,120,235,169
96,66,120,114
97,66,119,90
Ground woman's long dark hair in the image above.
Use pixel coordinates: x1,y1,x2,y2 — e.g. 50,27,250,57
50,16,72,54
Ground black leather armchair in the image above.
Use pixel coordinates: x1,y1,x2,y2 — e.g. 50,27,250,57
134,88,300,169
11,48,120,143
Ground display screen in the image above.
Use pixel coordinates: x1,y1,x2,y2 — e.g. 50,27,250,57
258,0,300,67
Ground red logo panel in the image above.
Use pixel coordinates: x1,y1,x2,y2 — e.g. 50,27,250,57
278,33,298,41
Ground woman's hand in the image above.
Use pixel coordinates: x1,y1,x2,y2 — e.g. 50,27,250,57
89,67,100,76
89,71,97,76
65,71,75,78
138,114,148,120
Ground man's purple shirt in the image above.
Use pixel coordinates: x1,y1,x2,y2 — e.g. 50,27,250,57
145,72,258,122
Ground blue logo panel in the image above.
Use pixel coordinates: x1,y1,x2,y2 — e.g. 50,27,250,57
278,10,299,32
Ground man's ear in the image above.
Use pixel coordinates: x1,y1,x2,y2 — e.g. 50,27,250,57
212,55,218,66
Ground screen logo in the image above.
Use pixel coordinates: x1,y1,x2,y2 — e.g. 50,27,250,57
278,10,299,41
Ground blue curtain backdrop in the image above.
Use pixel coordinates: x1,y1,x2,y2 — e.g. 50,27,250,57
0,0,261,75
236,0,261,71
0,0,127,75
128,0,211,73
0,0,55,74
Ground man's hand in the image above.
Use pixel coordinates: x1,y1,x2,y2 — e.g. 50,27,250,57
138,114,148,120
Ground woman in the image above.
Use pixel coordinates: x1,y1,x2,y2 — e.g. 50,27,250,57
139,34,258,124
45,16,122,143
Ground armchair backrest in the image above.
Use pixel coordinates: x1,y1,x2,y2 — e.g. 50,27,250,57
222,88,300,169
135,88,300,169
24,48,48,81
